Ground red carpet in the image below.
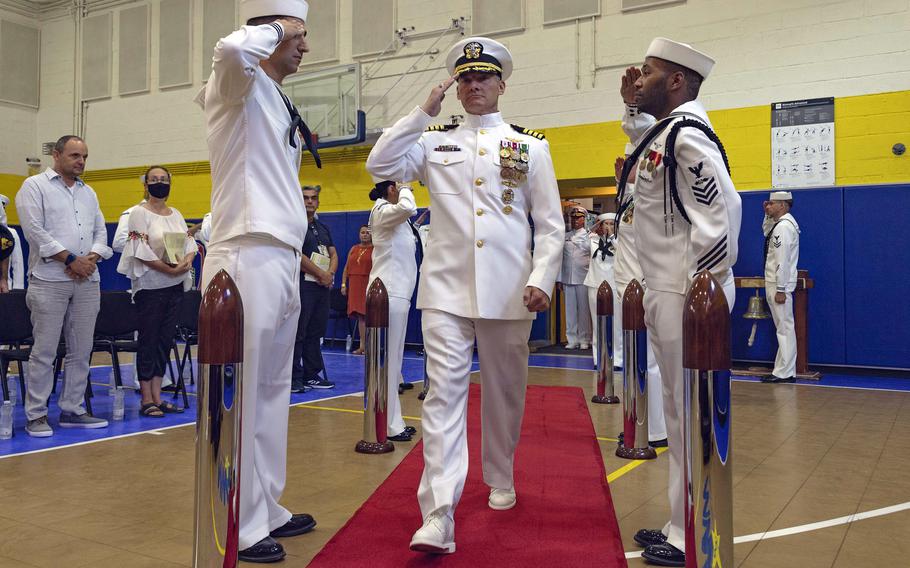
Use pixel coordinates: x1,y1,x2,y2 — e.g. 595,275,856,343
307,384,628,567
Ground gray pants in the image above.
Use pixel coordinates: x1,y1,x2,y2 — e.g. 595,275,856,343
25,278,100,420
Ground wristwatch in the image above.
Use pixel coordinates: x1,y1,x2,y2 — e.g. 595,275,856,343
64,253,76,266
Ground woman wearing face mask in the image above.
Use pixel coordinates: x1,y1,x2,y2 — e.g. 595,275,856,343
367,179,419,442
117,165,196,417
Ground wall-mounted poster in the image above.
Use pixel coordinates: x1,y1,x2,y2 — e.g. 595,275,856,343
771,97,835,189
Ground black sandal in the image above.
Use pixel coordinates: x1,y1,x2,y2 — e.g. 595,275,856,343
157,401,184,414
140,403,164,417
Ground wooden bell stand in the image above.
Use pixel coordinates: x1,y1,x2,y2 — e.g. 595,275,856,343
733,269,821,380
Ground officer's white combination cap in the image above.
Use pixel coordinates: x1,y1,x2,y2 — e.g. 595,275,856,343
446,37,513,80
240,0,308,23
769,191,793,201
646,37,714,79
596,213,612,222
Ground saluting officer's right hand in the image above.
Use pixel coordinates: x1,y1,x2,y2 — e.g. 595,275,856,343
420,76,457,117
620,66,641,105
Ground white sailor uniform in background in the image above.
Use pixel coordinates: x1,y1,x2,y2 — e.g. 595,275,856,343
0,195,24,289
625,99,741,553
196,17,308,550
368,185,418,438
366,101,563,534
764,210,800,379
560,224,592,348
612,175,666,443
583,228,620,365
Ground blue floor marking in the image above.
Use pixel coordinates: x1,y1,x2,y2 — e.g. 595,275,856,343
2,346,908,458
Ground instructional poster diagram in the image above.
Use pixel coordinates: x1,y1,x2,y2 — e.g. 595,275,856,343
771,97,835,188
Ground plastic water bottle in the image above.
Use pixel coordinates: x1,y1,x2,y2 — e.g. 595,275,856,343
0,401,13,439
108,369,117,396
112,387,125,421
345,334,353,352
7,377,17,406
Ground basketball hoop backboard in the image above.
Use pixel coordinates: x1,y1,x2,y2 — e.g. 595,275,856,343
283,63,366,149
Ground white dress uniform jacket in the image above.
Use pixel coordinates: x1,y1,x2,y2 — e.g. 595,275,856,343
559,228,591,285
623,100,740,552
366,107,564,319
196,24,307,251
764,213,800,292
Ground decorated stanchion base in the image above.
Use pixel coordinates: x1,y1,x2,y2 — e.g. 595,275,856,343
615,444,657,460
355,278,395,455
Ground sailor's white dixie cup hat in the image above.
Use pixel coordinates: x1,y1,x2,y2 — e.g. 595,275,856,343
240,0,309,23
645,37,715,79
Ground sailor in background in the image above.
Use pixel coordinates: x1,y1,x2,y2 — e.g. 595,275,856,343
559,206,593,349
583,213,621,366
366,36,564,555
367,179,419,442
761,191,800,383
617,38,741,567
0,195,24,289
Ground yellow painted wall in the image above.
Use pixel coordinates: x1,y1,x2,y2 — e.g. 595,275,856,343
3,90,907,224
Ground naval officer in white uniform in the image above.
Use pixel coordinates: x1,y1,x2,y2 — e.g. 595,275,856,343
366,36,564,555
367,179,419,441
0,195,24,290
618,38,741,567
559,207,592,349
195,0,320,562
761,191,800,383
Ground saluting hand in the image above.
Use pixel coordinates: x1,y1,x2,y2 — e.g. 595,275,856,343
620,66,641,105
275,18,306,42
420,75,457,118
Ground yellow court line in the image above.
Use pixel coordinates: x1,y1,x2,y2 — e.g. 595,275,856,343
597,436,619,442
299,404,422,422
606,447,668,483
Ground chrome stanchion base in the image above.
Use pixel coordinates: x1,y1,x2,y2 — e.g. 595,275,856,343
615,444,657,460
591,394,620,404
355,440,394,454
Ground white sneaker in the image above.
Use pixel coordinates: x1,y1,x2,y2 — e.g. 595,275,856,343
409,511,455,554
488,487,516,510
565,343,579,350
580,343,590,350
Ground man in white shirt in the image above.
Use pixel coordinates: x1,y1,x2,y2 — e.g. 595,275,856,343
0,194,24,290
618,39,741,567
15,135,113,438
761,191,800,383
367,36,564,555
559,207,592,349
195,0,319,562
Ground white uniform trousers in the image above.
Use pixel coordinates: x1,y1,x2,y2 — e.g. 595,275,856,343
587,285,623,368
643,283,734,552
417,309,533,520
202,235,301,550
564,284,591,346
766,284,796,379
386,296,410,436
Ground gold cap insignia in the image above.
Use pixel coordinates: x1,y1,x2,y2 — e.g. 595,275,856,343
464,42,482,60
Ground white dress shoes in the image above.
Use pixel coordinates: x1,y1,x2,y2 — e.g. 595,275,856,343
409,511,455,554
579,343,590,350
488,487,517,510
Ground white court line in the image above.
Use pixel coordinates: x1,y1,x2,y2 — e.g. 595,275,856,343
624,501,910,559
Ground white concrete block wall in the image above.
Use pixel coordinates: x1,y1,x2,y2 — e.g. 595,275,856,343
0,9,39,175
1,0,907,172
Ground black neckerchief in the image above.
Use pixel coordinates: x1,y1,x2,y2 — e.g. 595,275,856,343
276,87,322,169
593,236,613,261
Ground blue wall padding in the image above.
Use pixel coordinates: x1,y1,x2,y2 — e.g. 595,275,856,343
843,185,910,368
731,188,847,366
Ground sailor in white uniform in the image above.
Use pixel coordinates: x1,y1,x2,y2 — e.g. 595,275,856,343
367,179,419,440
761,191,800,383
617,38,741,567
366,36,564,555
559,206,592,349
583,213,621,366
0,195,24,289
194,0,321,562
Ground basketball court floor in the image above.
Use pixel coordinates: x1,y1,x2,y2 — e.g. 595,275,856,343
1,347,908,567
